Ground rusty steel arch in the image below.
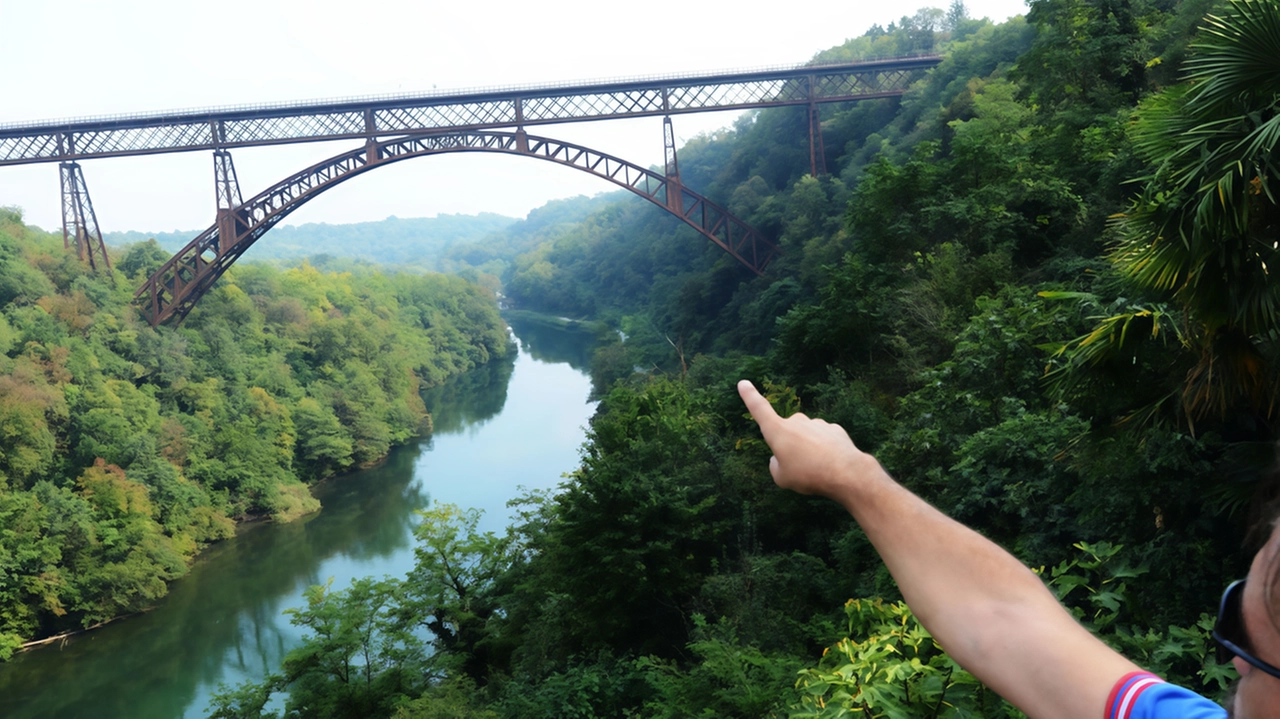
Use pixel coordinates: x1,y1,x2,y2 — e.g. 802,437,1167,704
136,131,781,326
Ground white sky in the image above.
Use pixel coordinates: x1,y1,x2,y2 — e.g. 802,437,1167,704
0,0,1027,235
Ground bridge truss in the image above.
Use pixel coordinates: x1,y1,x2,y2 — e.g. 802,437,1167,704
0,57,938,166
2,57,941,324
137,131,781,326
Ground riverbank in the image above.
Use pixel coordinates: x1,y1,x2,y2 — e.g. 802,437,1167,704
8,348,498,658
0,319,599,719
0,215,517,658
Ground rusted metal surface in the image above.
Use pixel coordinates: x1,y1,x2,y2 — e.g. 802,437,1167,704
213,149,242,210
213,150,244,254
136,131,781,326
58,162,111,271
0,57,939,166
808,102,826,177
663,116,682,214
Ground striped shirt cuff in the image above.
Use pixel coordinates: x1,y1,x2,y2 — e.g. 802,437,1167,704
1106,671,1165,719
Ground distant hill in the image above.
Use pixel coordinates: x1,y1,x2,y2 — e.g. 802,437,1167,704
438,193,620,276
105,213,517,272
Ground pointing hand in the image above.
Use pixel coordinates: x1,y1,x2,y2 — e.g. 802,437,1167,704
736,380,872,499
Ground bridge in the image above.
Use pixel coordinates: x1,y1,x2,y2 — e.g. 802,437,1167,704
0,55,941,325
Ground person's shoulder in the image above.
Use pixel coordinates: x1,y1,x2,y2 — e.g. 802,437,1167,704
1106,671,1226,719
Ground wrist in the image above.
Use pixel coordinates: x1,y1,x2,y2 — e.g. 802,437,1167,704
827,450,890,507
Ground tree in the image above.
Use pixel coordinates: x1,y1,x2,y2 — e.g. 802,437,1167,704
512,379,740,659
292,396,355,480
209,577,429,719
0,491,64,656
116,239,171,280
1017,0,1150,117
945,0,970,32
0,358,62,488
71,460,187,625
1055,0,1280,428
282,578,427,718
404,504,514,681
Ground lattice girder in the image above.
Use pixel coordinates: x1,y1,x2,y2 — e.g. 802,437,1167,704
136,131,780,326
3,57,940,166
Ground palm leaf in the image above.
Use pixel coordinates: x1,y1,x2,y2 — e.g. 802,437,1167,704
1066,0,1280,427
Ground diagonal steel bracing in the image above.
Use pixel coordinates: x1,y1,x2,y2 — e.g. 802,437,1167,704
59,162,112,271
136,131,780,327
0,57,939,166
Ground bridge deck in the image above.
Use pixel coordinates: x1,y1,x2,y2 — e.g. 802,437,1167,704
0,56,939,166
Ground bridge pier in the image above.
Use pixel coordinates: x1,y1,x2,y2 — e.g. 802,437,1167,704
58,162,112,271
808,102,826,178
214,149,242,211
663,116,683,214
213,150,244,255
365,138,382,167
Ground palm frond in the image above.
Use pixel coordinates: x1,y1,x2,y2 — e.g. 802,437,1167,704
1069,0,1280,428
1185,0,1280,108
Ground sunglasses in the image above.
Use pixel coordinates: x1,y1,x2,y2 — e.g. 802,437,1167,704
1213,579,1280,680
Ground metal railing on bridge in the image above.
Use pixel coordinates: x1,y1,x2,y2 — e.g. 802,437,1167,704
0,56,940,165
3,54,944,322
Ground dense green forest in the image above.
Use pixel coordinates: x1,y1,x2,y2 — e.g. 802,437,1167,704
0,213,510,657
203,0,1280,716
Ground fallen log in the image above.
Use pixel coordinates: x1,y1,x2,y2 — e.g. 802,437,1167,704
18,608,153,651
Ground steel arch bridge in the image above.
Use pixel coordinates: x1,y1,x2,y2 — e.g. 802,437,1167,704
0,56,942,324
138,131,780,326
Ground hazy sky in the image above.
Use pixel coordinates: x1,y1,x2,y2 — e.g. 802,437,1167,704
0,0,1027,235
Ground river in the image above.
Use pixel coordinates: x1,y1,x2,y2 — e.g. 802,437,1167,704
0,317,598,719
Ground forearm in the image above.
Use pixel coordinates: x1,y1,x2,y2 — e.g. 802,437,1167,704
829,455,1137,719
735,380,1136,719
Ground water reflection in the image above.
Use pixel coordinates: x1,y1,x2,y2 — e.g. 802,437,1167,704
420,344,517,435
0,319,598,719
505,315,600,370
0,445,427,719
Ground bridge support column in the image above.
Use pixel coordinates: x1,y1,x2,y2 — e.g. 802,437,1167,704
59,162,112,271
663,116,683,214
214,150,243,255
808,102,826,178
365,138,382,167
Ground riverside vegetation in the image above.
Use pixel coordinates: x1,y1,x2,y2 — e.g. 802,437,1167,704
6,0,1279,715
0,214,509,657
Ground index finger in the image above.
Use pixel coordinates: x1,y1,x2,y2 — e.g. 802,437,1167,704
737,380,782,434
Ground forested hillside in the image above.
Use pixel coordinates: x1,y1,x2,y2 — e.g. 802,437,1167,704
105,212,517,274
0,212,509,657
205,0,1280,716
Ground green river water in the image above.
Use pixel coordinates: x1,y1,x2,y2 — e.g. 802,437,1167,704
0,318,598,719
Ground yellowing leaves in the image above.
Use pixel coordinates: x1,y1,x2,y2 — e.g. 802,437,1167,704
76,459,154,520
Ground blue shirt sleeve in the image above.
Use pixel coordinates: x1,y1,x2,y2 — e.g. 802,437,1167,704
1106,671,1226,719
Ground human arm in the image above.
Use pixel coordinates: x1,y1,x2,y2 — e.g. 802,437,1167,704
737,380,1140,719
